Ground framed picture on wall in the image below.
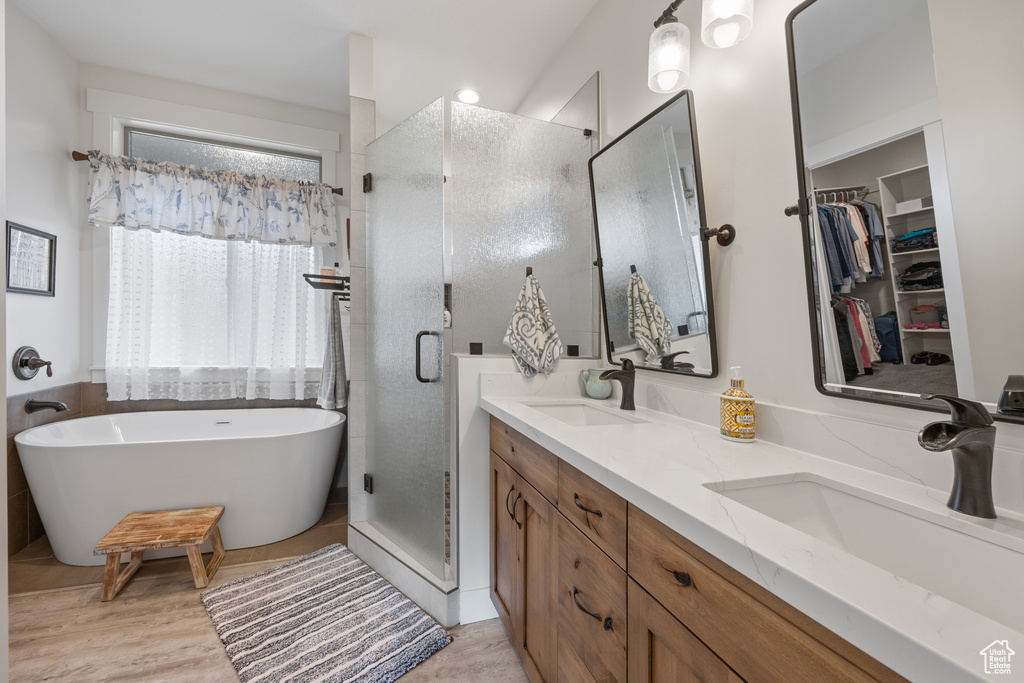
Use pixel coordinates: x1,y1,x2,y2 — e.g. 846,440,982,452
6,221,56,296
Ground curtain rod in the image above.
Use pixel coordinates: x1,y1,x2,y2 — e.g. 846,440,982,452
71,150,343,196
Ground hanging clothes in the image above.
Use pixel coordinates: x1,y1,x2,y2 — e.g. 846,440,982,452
815,198,884,293
852,200,885,278
833,294,882,374
832,301,863,378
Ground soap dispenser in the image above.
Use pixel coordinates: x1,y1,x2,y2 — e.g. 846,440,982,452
721,366,755,442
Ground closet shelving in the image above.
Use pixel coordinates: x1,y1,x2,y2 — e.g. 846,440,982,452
877,164,948,360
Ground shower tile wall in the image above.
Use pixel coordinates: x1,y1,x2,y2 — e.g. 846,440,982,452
347,94,374,526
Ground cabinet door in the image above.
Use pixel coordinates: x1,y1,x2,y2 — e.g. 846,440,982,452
628,579,743,683
491,451,519,639
517,478,559,683
557,515,627,683
558,632,599,683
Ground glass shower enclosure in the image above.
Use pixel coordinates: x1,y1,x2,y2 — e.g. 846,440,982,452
360,96,595,593
364,98,448,583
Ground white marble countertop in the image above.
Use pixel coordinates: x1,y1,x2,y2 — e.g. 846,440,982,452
481,394,1024,682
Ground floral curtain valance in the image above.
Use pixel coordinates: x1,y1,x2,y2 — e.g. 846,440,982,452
87,151,337,247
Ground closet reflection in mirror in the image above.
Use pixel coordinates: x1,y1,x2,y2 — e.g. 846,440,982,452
589,90,717,376
788,0,1024,418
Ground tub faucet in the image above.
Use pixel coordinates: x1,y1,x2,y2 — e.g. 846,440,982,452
25,399,69,414
918,394,997,519
600,359,636,411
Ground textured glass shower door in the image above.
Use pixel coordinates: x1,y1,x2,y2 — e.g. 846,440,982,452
451,103,596,356
365,98,447,581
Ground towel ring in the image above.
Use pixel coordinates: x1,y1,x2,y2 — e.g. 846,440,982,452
702,224,736,247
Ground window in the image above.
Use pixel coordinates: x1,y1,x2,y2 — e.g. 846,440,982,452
126,128,322,182
104,130,327,401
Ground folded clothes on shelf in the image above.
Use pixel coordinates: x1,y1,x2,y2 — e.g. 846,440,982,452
892,227,937,253
898,260,943,291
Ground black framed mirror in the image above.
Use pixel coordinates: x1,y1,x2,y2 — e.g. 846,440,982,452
589,90,717,377
786,0,1024,423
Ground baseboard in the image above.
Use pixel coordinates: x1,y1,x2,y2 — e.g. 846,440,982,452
459,586,498,624
348,524,460,627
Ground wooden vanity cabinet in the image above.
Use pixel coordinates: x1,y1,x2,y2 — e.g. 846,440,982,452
490,418,560,683
628,505,906,683
490,451,519,639
489,417,905,683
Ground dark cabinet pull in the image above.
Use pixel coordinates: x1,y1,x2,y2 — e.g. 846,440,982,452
571,586,601,621
415,331,440,383
673,570,692,587
512,493,522,529
505,484,516,520
573,493,603,517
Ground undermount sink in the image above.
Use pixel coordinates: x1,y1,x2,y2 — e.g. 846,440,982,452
524,402,649,427
706,474,1024,632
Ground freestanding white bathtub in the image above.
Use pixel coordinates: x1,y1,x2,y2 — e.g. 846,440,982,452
15,408,345,566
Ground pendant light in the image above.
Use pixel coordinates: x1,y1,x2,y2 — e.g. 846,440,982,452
648,4,690,94
701,0,753,49
647,0,754,93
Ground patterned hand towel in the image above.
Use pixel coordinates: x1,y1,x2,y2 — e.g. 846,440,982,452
627,271,673,363
503,274,563,377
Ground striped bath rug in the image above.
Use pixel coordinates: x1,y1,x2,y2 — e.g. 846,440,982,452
201,544,452,682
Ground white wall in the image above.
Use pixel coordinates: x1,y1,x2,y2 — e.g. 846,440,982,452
929,0,1024,401
796,2,938,165
1,1,10,674
5,4,82,394
517,0,1024,439
77,66,350,376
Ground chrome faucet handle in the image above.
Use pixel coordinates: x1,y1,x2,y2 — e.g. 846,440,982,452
921,394,993,426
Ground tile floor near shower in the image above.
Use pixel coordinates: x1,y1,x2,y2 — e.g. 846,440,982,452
8,489,526,682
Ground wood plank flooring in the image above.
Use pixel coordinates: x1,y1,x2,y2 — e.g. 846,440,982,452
9,559,526,682
8,494,526,682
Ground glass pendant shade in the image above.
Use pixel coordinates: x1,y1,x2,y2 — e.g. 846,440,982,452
701,0,753,48
648,21,691,94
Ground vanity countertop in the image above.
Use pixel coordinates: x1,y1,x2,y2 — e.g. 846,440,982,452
480,394,1024,682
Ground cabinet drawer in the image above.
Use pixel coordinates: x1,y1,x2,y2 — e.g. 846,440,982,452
627,579,743,683
628,505,905,683
558,460,627,569
557,515,626,683
491,416,558,504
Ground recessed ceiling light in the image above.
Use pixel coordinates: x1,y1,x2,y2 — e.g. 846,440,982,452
455,89,480,104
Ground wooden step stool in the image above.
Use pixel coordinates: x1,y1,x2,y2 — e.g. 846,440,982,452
94,506,226,601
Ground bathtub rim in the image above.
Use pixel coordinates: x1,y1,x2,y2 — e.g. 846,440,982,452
14,407,345,449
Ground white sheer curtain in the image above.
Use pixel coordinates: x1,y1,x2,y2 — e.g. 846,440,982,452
105,227,325,401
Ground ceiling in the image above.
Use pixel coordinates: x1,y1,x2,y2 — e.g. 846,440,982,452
11,0,598,125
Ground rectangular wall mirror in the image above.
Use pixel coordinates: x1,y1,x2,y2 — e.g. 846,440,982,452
786,0,1024,422
589,90,718,377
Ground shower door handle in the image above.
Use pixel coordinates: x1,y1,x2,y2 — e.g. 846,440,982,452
415,331,440,383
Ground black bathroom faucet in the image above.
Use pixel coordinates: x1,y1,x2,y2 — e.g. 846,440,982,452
600,359,636,411
25,399,69,414
918,394,997,518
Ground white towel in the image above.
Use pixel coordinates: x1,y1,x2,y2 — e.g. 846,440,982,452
627,272,673,363
317,297,348,409
503,274,563,377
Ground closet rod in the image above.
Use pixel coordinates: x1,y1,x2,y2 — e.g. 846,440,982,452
70,150,344,196
812,184,874,194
